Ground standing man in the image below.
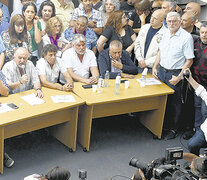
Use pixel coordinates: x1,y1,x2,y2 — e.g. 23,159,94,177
98,40,138,79
2,47,43,98
161,0,176,28
152,12,194,140
36,44,74,91
184,2,201,29
134,9,165,73
0,2,10,23
51,0,75,31
70,0,104,35
61,34,99,84
181,12,199,36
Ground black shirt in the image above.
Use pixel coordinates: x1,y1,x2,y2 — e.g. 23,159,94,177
120,2,136,20
144,26,161,58
102,25,135,50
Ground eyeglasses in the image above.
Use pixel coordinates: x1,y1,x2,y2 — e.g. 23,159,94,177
167,20,178,24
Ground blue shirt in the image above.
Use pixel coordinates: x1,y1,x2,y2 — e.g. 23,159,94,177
0,3,10,23
0,21,9,34
0,70,10,92
64,27,97,49
0,36,5,53
159,27,194,70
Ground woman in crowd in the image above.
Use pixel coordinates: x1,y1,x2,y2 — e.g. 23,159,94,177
101,0,120,25
23,2,42,65
43,16,69,54
97,10,136,53
38,0,56,35
1,14,32,65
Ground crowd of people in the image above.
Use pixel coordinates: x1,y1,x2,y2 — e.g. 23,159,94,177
0,0,207,178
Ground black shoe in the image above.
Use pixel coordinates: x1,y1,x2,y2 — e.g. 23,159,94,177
183,130,195,140
164,130,178,140
4,153,14,168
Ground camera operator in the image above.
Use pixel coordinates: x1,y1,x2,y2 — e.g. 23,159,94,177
184,68,207,156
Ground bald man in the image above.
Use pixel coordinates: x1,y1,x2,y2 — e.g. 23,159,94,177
135,9,166,73
181,12,199,35
2,47,43,98
184,2,201,29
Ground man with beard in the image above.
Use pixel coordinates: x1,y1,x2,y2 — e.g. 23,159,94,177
152,12,194,140
61,34,99,84
51,0,75,31
70,0,104,35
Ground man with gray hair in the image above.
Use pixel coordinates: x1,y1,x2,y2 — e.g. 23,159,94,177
64,16,97,54
61,34,99,84
161,0,176,28
98,40,138,79
152,12,194,140
2,47,43,98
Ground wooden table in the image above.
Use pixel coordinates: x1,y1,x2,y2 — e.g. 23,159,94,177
0,87,84,173
73,75,174,151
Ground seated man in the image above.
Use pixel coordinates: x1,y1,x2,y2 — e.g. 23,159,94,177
70,0,104,35
2,47,43,98
61,34,99,84
0,70,15,168
64,16,97,54
36,44,74,91
134,9,165,73
98,40,138,79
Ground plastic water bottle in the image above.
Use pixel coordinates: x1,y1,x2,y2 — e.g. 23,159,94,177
104,70,109,87
114,73,121,95
97,76,104,93
140,68,148,87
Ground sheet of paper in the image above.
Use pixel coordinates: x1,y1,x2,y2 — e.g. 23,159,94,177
0,103,14,114
21,93,45,105
137,78,162,86
51,95,76,103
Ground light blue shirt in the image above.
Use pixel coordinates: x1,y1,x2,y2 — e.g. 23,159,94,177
0,3,10,23
159,27,194,70
0,36,5,53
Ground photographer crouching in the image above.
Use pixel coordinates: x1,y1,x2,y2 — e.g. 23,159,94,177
184,68,207,156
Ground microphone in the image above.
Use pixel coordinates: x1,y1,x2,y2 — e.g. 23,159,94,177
21,65,26,75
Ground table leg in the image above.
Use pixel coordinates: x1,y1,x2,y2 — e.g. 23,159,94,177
139,95,167,138
77,105,93,152
0,127,4,174
51,107,79,152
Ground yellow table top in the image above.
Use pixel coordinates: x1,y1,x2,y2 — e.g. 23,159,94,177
73,74,174,105
0,87,85,126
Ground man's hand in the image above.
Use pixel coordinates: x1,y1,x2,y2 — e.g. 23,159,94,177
88,21,97,28
152,67,158,79
139,13,146,23
169,75,181,86
139,60,147,68
112,60,123,70
121,73,135,79
89,76,98,84
35,89,44,98
20,74,29,84
63,82,74,91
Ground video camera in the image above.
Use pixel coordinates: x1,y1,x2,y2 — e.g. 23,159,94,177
129,147,185,180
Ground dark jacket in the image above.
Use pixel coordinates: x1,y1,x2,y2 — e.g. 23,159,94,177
98,49,138,79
